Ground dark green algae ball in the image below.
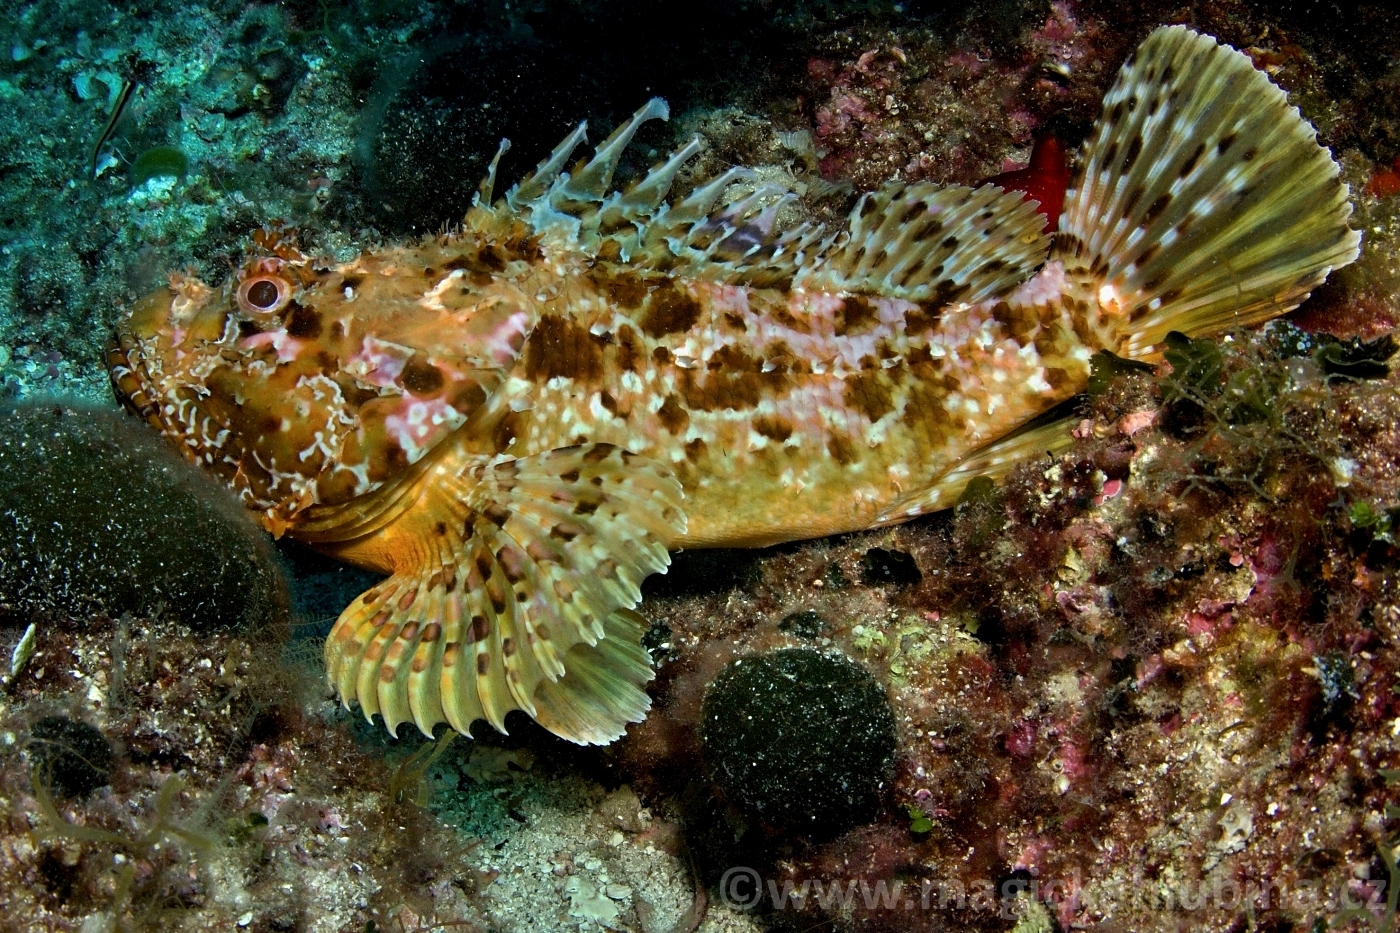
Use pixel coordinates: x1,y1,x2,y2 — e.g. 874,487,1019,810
0,401,286,630
28,716,114,799
701,647,897,836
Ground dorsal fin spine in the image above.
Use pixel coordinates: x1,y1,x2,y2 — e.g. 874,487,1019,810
508,121,588,208
611,135,703,218
659,166,753,230
558,97,669,203
473,138,511,208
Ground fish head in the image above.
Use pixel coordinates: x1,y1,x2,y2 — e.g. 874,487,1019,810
108,228,534,535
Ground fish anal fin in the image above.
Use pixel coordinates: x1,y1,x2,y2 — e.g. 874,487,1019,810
323,443,685,745
875,408,1080,525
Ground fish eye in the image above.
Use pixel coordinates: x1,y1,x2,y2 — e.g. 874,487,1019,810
237,274,291,316
247,279,281,309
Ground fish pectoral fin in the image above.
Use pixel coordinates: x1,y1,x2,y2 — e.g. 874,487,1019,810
875,405,1081,525
323,443,686,745
530,607,657,745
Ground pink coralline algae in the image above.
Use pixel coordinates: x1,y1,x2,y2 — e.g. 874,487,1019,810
804,1,1125,193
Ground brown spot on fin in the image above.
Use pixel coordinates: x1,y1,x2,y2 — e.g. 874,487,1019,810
322,443,685,745
797,182,1050,302
1054,25,1359,360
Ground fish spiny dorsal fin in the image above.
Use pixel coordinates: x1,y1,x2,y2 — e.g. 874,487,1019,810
483,100,886,289
503,100,669,219
593,136,705,260
668,183,790,259
718,217,841,288
322,443,685,745
1054,25,1360,359
795,182,1052,303
508,121,589,209
628,170,844,286
498,99,702,253
556,97,669,204
473,138,511,208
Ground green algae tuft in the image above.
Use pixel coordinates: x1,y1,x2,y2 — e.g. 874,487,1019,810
701,647,896,837
128,145,189,190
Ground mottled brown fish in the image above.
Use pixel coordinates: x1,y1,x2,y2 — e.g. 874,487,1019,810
108,27,1358,744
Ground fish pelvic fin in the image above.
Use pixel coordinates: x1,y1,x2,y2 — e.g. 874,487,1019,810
1055,25,1360,360
323,443,685,745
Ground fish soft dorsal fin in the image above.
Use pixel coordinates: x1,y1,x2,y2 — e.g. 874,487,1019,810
1055,25,1360,359
795,181,1052,302
321,443,685,744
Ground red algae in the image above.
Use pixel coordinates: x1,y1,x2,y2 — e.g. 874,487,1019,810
1366,158,1400,199
978,134,1071,232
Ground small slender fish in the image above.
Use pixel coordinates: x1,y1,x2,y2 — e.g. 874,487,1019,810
90,77,135,178
108,27,1359,744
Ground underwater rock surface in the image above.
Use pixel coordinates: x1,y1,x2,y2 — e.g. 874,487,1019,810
27,716,114,800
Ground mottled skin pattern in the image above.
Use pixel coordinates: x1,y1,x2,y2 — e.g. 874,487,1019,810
504,252,1097,544
109,214,1095,564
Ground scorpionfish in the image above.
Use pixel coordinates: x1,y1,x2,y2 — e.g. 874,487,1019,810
109,27,1359,744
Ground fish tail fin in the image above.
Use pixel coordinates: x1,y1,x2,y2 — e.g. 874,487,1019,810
1054,25,1360,361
